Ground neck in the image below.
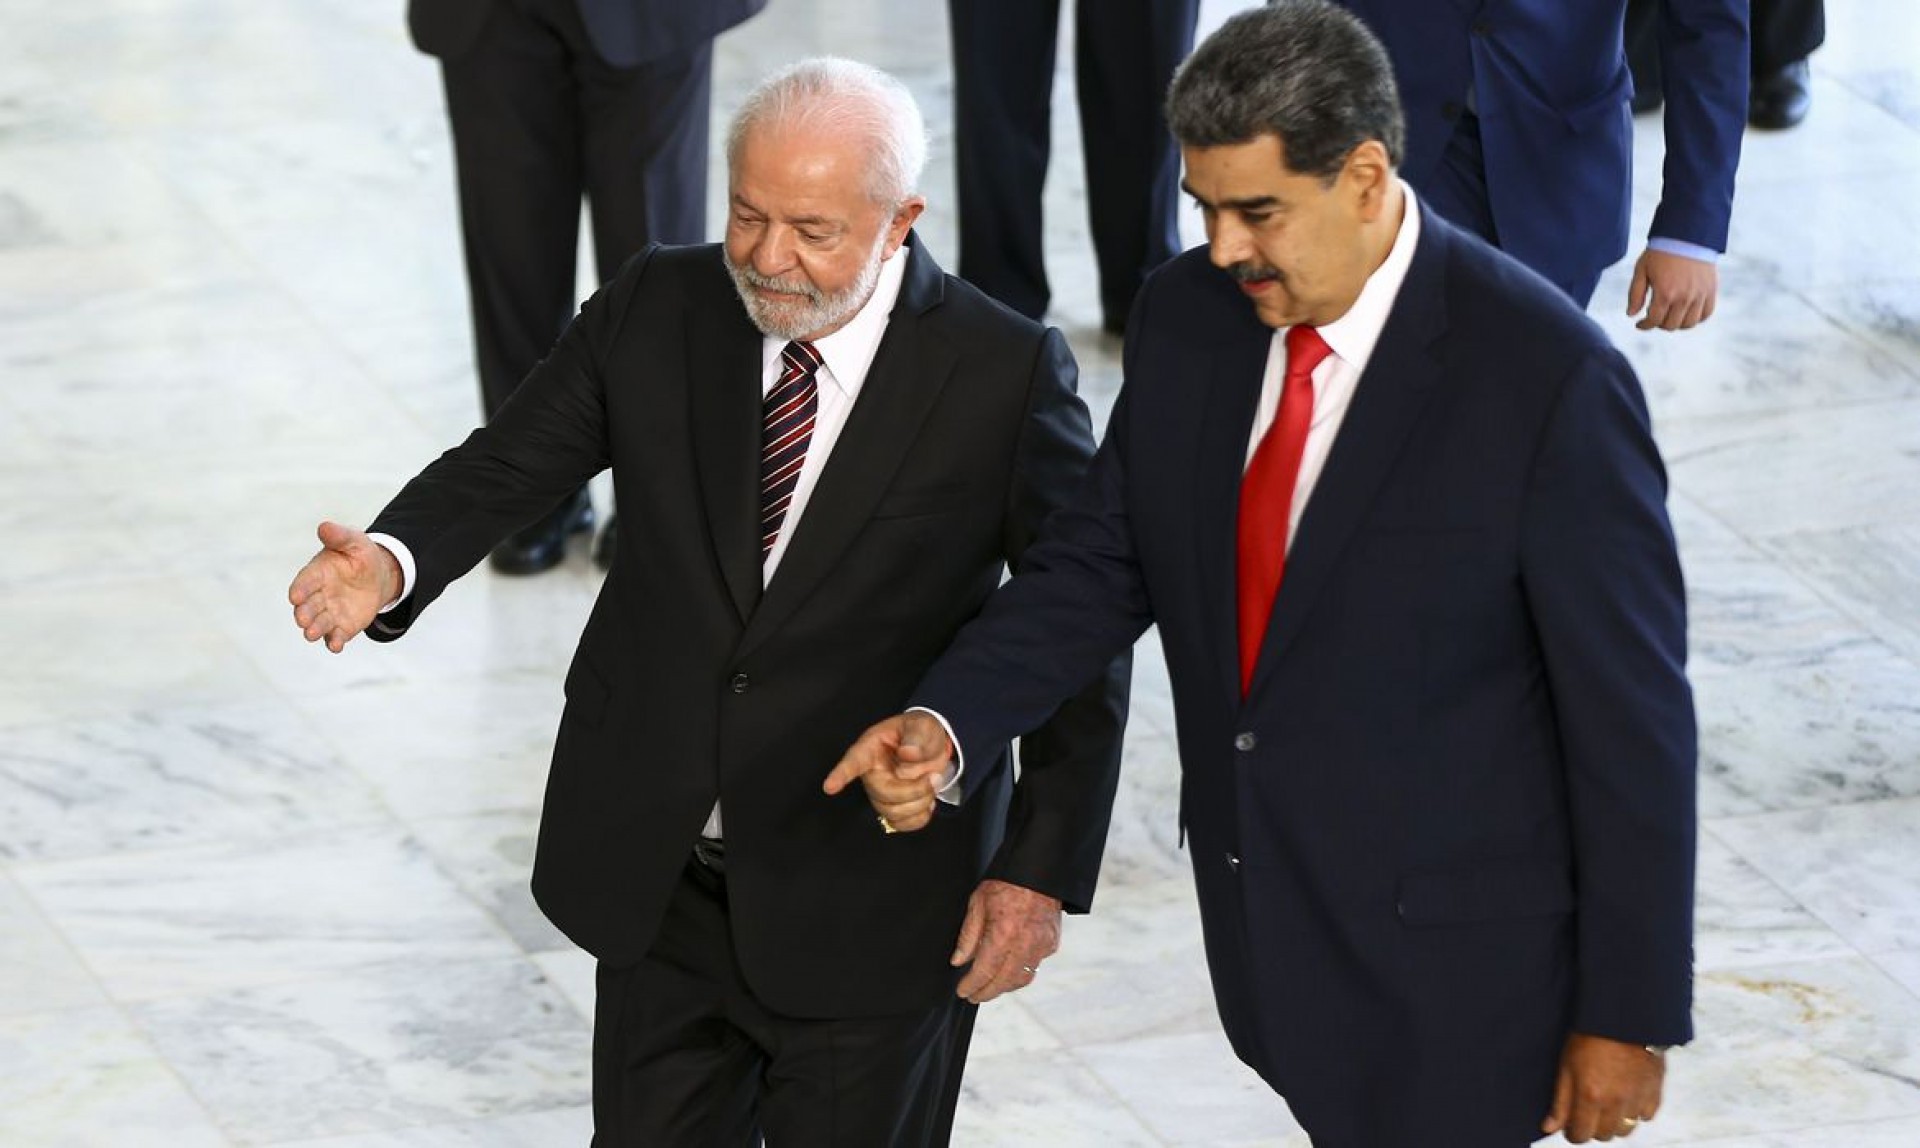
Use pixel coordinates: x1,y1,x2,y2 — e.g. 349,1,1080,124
1365,181,1408,276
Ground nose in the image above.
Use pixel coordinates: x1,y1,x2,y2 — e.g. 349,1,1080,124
752,225,797,277
1208,215,1251,270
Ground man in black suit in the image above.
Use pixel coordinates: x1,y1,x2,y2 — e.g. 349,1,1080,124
290,58,1127,1146
410,0,766,574
833,4,1696,1144
947,0,1200,334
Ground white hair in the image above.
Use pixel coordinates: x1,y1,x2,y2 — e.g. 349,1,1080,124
725,57,929,206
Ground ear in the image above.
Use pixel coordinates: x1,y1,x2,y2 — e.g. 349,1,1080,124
883,196,927,256
1344,140,1393,220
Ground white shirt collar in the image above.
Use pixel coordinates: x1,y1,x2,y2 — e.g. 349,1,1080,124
1310,179,1421,378
758,241,911,396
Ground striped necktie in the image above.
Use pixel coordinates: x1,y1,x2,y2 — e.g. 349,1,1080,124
760,340,823,559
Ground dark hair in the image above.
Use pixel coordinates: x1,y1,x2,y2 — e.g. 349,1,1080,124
1166,0,1406,179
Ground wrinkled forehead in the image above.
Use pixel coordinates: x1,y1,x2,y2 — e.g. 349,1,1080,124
731,115,876,198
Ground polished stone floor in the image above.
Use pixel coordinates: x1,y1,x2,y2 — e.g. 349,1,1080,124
2,1,1918,1145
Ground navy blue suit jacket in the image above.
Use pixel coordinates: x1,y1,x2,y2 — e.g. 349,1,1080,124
1339,0,1745,292
915,204,1697,1144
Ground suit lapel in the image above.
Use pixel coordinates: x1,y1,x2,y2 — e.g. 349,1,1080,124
737,241,957,657
689,274,769,626
1197,309,1277,708
1247,208,1452,697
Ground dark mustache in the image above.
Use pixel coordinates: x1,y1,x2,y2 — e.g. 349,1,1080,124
1226,263,1281,284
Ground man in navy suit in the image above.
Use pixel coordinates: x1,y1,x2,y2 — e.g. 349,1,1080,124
830,3,1697,1144
1333,0,1746,331
409,0,766,574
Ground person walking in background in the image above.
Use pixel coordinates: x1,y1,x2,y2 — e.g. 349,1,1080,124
831,5,1697,1143
289,58,1128,1146
1629,0,1825,131
1327,0,1746,331
947,0,1199,335
410,0,765,574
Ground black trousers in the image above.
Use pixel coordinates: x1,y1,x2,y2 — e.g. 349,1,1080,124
948,0,1199,328
438,0,712,419
1626,0,1825,95
591,857,979,1147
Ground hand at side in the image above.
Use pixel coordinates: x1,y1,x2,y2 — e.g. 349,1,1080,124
950,878,1061,1004
1542,1032,1666,1142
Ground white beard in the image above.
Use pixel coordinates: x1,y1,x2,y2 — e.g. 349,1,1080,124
724,237,888,342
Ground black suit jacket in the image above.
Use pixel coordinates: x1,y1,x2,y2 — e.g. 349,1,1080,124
408,0,767,67
366,240,1128,1019
913,206,1697,1144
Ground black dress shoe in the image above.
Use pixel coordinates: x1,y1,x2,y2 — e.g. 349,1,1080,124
592,514,617,571
488,489,594,576
1749,59,1812,130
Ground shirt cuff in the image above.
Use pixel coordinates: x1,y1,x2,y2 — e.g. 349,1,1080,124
1646,236,1721,263
365,532,415,614
905,705,965,805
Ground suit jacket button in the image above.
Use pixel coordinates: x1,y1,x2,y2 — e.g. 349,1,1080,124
1226,853,1241,872
1234,732,1257,752
730,672,750,694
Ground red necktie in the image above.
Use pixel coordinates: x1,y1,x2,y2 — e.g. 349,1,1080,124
760,340,822,559
1236,325,1330,696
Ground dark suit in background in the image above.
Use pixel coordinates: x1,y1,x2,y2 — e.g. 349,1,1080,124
947,0,1199,332
1336,0,1746,307
408,0,765,570
1628,0,1825,130
362,236,1128,1143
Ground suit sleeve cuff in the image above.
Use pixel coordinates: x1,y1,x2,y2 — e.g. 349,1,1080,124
905,705,965,804
365,532,415,613
1647,236,1721,263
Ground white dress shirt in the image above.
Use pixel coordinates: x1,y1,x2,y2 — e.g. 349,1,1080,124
1243,182,1422,532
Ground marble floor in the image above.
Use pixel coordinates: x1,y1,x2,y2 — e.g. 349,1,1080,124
2,1,1918,1145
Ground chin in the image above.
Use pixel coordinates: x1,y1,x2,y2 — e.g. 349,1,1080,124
1253,300,1302,329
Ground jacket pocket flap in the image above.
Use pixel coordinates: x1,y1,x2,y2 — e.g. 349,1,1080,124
1397,863,1573,927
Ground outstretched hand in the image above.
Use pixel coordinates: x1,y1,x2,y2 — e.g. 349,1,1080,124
822,711,955,833
287,521,402,653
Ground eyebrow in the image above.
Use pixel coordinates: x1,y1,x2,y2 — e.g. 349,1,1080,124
729,198,841,230
1180,183,1282,212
